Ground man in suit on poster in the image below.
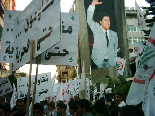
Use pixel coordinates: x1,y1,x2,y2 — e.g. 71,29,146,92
87,0,118,69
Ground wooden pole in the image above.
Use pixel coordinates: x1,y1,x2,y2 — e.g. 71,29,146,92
26,40,35,116
31,54,41,115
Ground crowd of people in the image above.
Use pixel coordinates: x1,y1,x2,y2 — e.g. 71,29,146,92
0,93,144,116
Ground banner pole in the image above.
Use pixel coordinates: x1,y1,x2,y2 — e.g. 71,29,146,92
31,54,41,115
26,40,35,116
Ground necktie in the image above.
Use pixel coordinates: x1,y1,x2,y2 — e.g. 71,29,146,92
105,31,109,47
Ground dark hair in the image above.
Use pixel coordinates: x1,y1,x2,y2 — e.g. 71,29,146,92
0,104,11,114
115,93,123,97
56,101,66,111
98,12,110,21
16,99,25,104
68,100,77,112
33,103,43,114
94,100,105,114
23,96,32,104
119,105,144,116
78,99,91,112
44,100,48,104
49,101,55,108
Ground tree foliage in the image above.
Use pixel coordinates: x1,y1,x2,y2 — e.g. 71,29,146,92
106,76,132,99
142,2,155,37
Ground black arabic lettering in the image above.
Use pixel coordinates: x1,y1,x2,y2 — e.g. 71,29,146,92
5,41,14,54
45,49,69,60
24,19,29,33
42,0,54,12
15,39,31,63
38,80,40,85
0,89,3,94
16,47,20,63
62,21,73,34
39,89,48,96
37,26,53,51
5,88,10,93
20,91,25,97
30,15,36,28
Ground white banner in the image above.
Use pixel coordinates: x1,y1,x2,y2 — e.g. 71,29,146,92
0,10,21,63
0,77,13,96
17,72,53,99
13,0,60,70
135,0,147,29
115,57,126,76
32,12,79,66
134,42,145,55
126,23,155,105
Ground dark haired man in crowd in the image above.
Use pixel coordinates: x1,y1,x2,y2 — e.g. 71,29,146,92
56,101,67,116
68,100,78,116
77,99,93,116
33,103,44,116
12,99,26,116
128,48,137,77
114,93,126,108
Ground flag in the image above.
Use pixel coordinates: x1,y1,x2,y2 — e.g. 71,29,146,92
134,42,145,55
135,0,147,29
90,66,92,85
10,83,17,109
115,57,126,76
100,84,108,99
56,82,63,102
143,77,155,116
34,92,40,103
126,23,155,105
79,61,87,99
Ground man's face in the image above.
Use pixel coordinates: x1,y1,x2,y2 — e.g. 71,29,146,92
33,109,43,116
69,108,74,115
114,95,122,105
129,49,133,53
77,105,83,115
100,16,110,31
48,105,52,111
57,106,63,115
16,101,25,114
0,109,6,116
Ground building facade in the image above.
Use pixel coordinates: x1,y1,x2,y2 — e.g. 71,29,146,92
126,6,148,49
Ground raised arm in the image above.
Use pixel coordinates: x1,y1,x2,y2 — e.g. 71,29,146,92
87,0,102,32
91,0,102,6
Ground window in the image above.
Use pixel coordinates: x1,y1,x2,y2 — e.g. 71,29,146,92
127,25,136,31
133,37,138,43
128,37,132,44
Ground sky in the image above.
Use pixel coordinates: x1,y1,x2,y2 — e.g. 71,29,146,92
17,0,150,76
15,0,150,12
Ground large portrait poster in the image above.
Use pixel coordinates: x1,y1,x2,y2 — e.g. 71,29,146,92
84,0,120,70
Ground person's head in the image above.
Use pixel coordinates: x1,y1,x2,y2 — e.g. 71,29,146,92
118,105,144,116
77,99,91,115
99,12,110,31
56,101,66,115
24,96,32,107
16,99,26,114
48,101,55,111
0,104,10,116
114,93,123,106
94,100,106,115
68,100,77,115
44,100,48,105
33,103,43,116
129,48,133,53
